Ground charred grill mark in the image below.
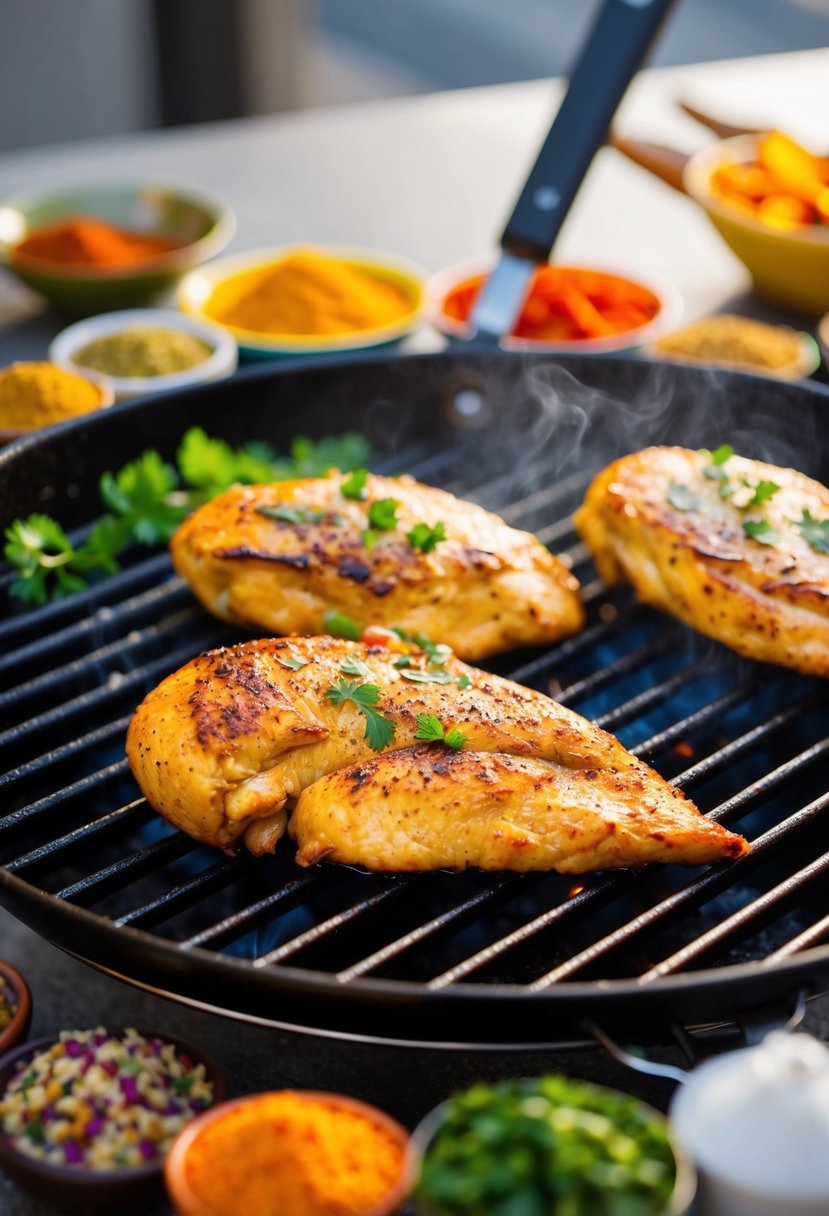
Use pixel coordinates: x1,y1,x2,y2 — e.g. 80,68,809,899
217,547,310,568
337,556,372,582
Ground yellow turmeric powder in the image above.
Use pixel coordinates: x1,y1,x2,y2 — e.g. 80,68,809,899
176,1090,409,1216
204,250,413,336
0,362,104,429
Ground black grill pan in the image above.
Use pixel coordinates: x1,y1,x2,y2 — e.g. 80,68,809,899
1,350,829,1046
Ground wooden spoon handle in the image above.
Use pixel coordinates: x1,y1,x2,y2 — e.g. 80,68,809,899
609,134,691,193
678,100,764,139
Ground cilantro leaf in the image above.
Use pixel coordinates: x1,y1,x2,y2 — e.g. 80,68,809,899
743,518,778,545
743,479,780,509
99,450,185,544
177,428,272,496
399,668,455,685
367,498,399,531
391,627,451,665
667,481,702,512
325,677,395,750
341,655,371,678
457,673,472,690
341,468,369,500
291,434,371,479
3,514,124,605
362,529,378,550
406,521,447,553
322,610,363,640
257,504,326,525
414,712,467,750
275,651,308,671
797,508,829,555
393,655,412,669
702,444,734,482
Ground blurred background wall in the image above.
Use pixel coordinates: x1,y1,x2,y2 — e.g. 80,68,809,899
1,0,828,152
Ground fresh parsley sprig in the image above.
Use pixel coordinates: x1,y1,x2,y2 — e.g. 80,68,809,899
3,428,371,606
325,677,396,751
797,508,829,554
414,713,467,750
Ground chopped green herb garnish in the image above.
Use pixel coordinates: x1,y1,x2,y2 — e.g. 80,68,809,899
743,518,778,545
361,529,378,551
457,673,472,690
325,678,396,751
256,504,326,525
406,520,447,553
743,479,780,509
702,444,734,481
173,1075,195,1094
275,651,308,671
414,712,467,750
341,654,371,678
796,507,829,554
392,627,452,665
3,428,372,606
393,655,412,669
367,498,399,531
322,610,363,640
667,481,702,512
399,668,455,685
19,1071,36,1093
341,468,369,500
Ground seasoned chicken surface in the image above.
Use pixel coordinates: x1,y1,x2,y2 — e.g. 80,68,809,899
170,471,583,661
291,747,746,873
575,446,829,677
126,634,747,870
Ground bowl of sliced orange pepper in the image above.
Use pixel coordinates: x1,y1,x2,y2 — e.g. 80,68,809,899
684,131,829,316
428,258,682,353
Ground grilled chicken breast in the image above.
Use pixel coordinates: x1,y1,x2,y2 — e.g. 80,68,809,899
126,634,747,870
291,747,746,873
170,471,583,661
575,446,829,677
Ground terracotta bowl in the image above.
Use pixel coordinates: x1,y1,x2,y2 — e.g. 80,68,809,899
0,962,32,1057
0,1027,226,1213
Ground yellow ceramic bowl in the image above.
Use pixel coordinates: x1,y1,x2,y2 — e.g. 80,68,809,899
684,134,829,317
178,245,426,359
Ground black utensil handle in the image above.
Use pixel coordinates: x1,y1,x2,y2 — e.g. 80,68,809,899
502,0,676,259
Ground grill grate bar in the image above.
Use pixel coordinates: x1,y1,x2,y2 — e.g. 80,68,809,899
554,636,674,706
0,760,129,840
765,914,829,963
595,659,710,732
0,606,201,714
672,691,825,791
55,833,193,904
336,876,517,981
632,680,756,759
115,858,242,929
255,879,418,967
0,577,190,683
639,793,829,982
4,801,148,875
180,872,326,950
0,716,131,792
531,792,829,986
426,874,639,988
0,637,210,752
534,517,579,548
486,468,590,521
508,605,642,686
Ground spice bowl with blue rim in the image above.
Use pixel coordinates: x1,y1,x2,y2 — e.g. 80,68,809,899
0,962,32,1058
0,182,235,317
0,1026,226,1213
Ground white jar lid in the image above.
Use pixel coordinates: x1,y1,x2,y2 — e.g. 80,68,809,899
670,1031,829,1200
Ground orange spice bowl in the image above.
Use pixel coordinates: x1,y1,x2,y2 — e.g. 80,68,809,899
427,257,682,353
164,1089,416,1216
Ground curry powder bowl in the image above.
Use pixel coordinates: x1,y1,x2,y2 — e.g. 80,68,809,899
0,182,235,317
0,1028,226,1213
684,134,829,317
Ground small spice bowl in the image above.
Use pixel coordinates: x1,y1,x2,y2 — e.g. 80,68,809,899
0,363,113,446
0,963,32,1057
0,1027,226,1213
165,1089,416,1216
50,308,238,401
411,1077,696,1216
0,181,235,317
427,257,682,353
178,244,426,359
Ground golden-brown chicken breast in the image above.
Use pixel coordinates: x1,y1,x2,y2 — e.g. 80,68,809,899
291,747,746,873
575,445,829,676
126,634,747,870
170,471,583,661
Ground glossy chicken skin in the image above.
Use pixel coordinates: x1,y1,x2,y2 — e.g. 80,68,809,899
575,446,829,676
170,471,583,661
291,747,747,873
126,634,747,869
